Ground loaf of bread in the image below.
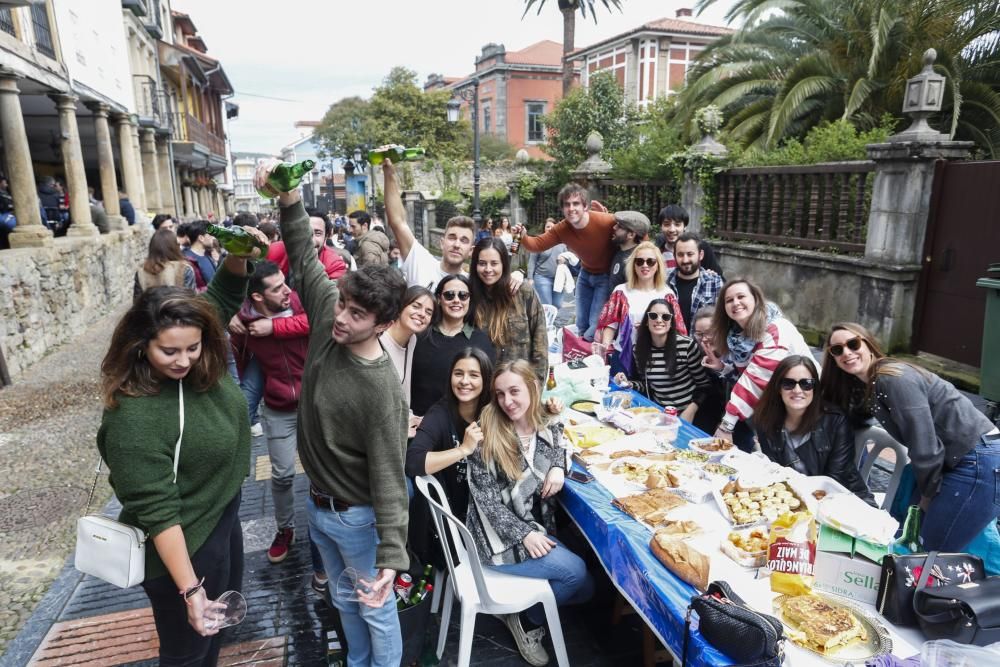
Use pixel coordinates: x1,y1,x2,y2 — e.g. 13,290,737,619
649,533,709,591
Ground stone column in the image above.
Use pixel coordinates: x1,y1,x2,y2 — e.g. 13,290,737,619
84,102,124,227
49,94,96,236
139,128,161,212
129,122,146,211
113,113,143,210
0,70,49,247
182,184,194,217
216,190,226,218
156,137,175,215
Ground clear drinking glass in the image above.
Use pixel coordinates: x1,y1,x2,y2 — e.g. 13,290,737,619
335,567,374,602
202,590,247,631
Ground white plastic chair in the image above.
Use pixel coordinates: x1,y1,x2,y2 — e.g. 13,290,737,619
414,475,570,667
855,423,910,510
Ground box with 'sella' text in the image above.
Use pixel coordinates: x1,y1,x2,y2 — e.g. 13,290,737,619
813,524,888,604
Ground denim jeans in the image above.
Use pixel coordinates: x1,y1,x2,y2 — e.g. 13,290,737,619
490,537,595,626
308,502,402,667
308,526,326,575
575,269,610,341
260,404,298,529
240,355,264,426
533,274,555,306
920,441,1000,552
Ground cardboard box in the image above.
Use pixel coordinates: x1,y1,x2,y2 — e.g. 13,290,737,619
813,524,888,604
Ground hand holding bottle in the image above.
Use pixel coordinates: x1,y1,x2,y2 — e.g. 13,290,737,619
255,159,302,207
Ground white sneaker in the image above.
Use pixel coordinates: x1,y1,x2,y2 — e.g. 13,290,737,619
502,613,549,666
250,422,263,437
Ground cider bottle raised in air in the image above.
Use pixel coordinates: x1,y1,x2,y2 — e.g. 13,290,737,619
206,223,269,256
368,145,425,166
257,159,315,198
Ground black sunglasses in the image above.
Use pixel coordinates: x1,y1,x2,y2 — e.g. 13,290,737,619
829,337,862,357
779,378,816,391
442,290,470,302
647,312,672,321
634,257,658,268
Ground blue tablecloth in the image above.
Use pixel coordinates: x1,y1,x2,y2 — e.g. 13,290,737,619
560,388,733,666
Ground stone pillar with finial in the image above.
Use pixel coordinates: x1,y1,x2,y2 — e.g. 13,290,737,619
684,105,729,232
571,131,612,205
508,148,531,229
865,48,972,265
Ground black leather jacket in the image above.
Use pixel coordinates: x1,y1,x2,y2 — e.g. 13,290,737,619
756,407,876,504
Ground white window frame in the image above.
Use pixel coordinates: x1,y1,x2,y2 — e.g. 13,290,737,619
525,101,546,144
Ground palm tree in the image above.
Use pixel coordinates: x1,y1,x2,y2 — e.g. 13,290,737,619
522,0,624,95
674,0,1000,156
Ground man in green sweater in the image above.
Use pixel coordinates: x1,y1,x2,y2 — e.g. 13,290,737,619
259,160,409,666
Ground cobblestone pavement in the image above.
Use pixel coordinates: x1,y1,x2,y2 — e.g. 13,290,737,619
0,305,125,655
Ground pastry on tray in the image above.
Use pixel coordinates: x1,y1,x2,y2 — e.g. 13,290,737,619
780,595,868,653
613,487,687,524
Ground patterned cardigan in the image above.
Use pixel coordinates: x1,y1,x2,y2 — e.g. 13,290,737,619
466,422,567,566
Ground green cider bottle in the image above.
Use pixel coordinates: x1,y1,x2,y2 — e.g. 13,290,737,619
257,159,315,198
368,145,425,166
890,505,922,555
206,223,269,256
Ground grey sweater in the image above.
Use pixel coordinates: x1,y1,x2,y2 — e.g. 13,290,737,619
527,242,567,280
870,362,994,499
279,200,409,572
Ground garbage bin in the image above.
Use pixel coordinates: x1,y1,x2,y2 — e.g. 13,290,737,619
976,263,1000,403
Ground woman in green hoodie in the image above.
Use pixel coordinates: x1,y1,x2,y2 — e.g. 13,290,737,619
97,230,265,667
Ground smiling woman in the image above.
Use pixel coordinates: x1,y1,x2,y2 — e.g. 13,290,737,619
379,285,435,408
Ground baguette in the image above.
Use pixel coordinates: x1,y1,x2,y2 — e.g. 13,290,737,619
649,534,709,591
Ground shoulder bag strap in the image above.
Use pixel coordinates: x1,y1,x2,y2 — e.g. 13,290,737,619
912,550,939,618
84,380,185,512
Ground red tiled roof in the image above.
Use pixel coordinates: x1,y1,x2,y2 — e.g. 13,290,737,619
505,40,563,66
570,15,733,57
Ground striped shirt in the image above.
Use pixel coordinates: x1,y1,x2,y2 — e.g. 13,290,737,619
722,318,814,429
630,335,711,411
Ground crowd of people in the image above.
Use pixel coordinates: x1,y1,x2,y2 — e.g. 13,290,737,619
96,156,1000,667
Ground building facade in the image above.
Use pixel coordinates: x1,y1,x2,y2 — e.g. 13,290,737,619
279,121,354,215
231,151,272,214
426,40,564,160
0,0,235,251
572,9,732,109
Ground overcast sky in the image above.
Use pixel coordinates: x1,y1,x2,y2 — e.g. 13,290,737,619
171,0,737,155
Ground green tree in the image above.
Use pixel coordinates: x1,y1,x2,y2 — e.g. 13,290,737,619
522,0,624,95
610,96,684,178
675,0,1000,156
543,71,639,181
314,67,470,162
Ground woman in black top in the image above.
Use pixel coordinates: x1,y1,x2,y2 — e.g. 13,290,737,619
754,355,874,503
614,299,710,423
410,274,496,416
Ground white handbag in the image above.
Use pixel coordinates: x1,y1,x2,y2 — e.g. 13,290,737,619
75,380,185,588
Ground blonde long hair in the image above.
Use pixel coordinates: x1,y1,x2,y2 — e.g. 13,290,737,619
625,241,666,291
479,360,547,480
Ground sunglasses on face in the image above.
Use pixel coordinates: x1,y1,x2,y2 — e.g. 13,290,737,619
634,257,658,268
647,312,672,322
442,290,470,302
829,337,863,357
779,378,816,391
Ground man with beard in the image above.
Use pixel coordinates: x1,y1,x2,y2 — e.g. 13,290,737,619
608,210,650,291
229,260,309,564
260,159,409,666
667,232,724,332
655,204,724,275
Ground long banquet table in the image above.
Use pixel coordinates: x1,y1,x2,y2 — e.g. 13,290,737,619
558,389,925,666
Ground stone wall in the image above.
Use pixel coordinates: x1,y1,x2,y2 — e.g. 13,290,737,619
372,161,546,198
715,240,921,351
0,227,150,379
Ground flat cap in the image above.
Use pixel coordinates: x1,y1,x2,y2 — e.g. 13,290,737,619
613,210,651,237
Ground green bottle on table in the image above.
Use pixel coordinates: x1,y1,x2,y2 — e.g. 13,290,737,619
257,159,315,198
206,223,269,256
891,505,922,555
368,145,425,166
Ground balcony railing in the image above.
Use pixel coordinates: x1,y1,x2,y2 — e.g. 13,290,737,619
133,75,165,127
0,9,15,37
171,111,225,157
30,3,54,58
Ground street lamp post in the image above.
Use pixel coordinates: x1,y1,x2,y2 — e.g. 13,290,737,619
446,78,481,226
